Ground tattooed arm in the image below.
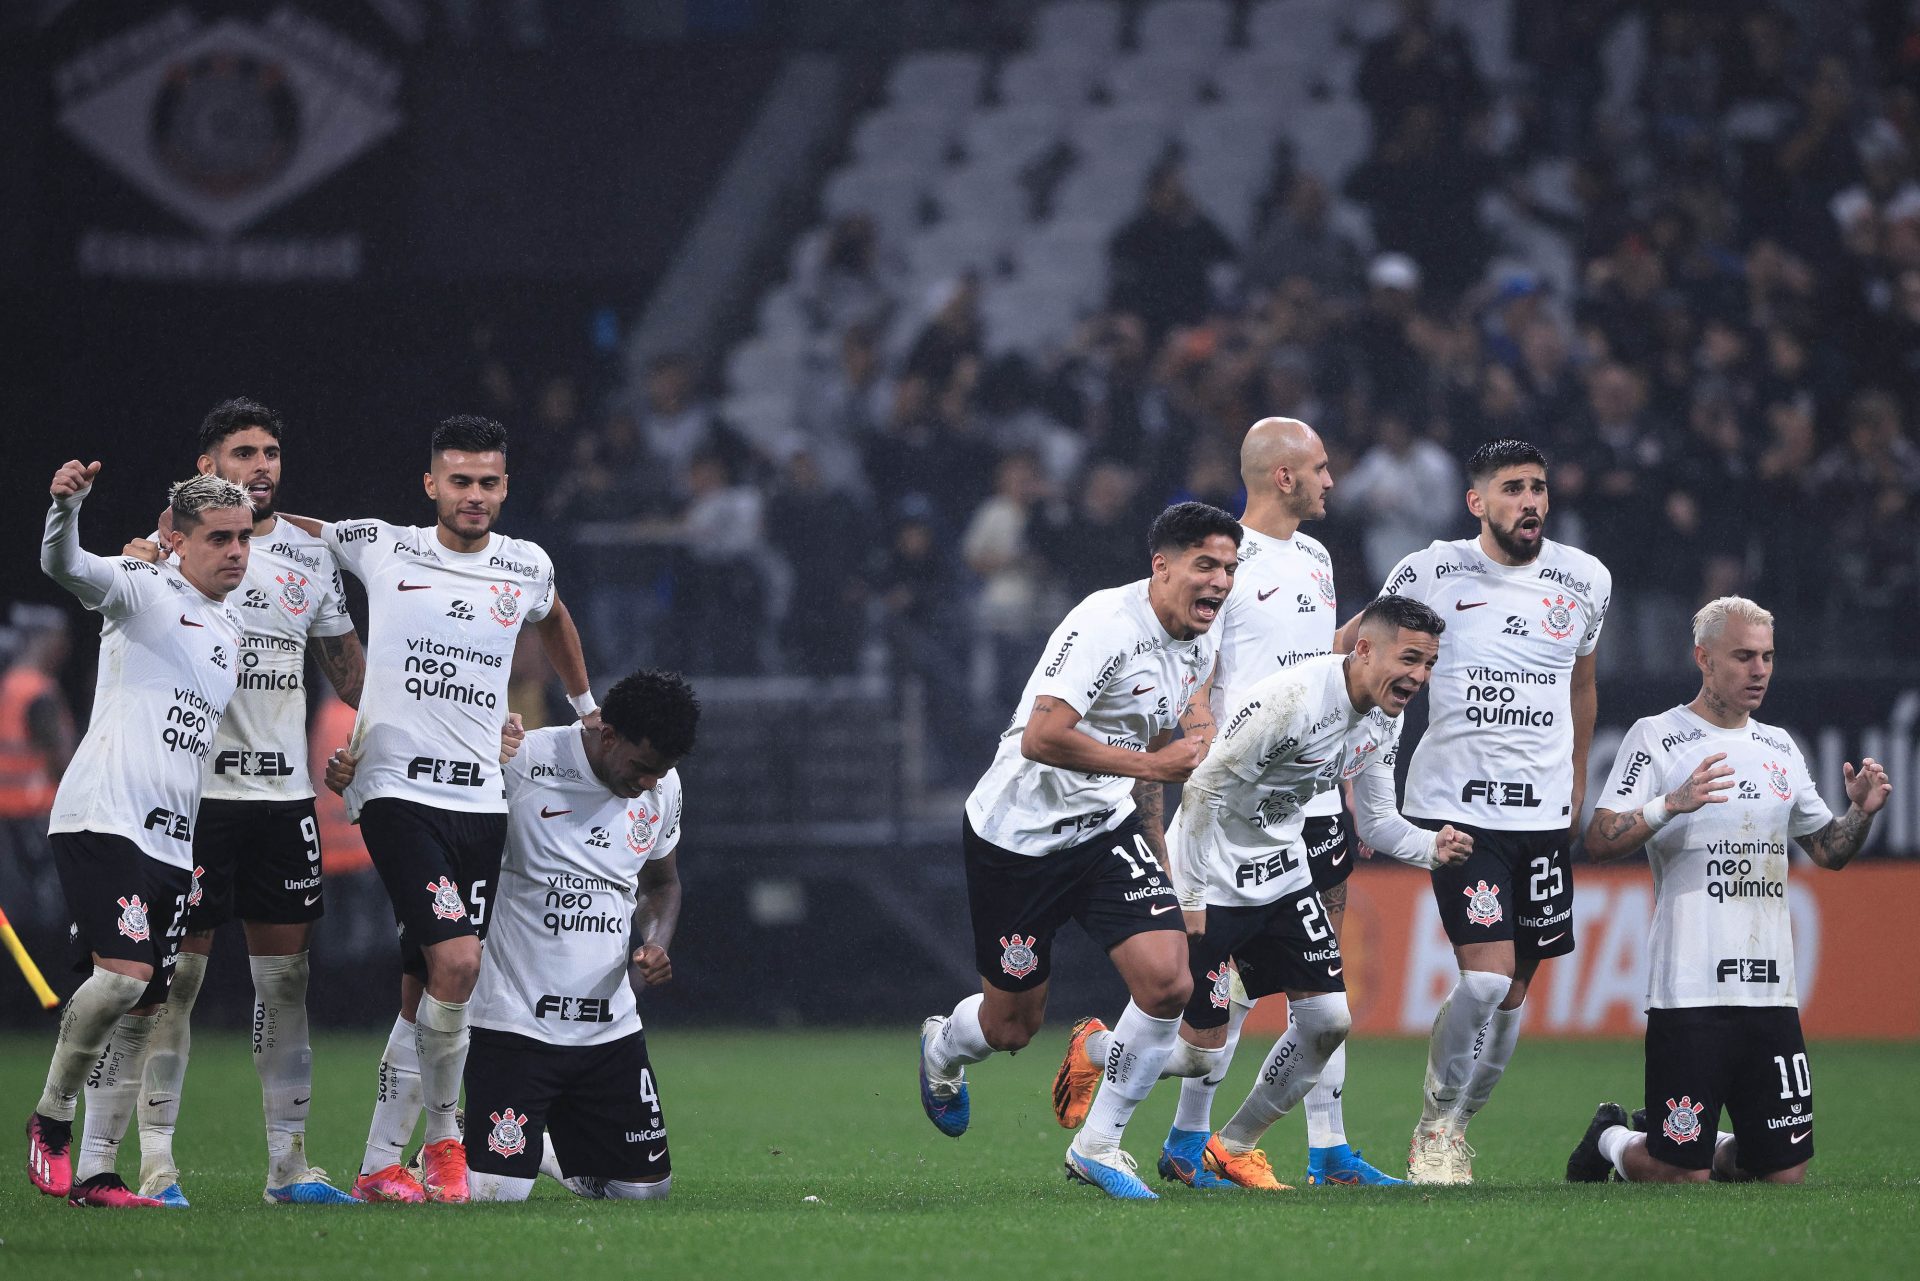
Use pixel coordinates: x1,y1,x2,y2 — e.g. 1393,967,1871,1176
1798,758,1891,869
1020,697,1205,783
1584,751,1735,862
312,631,366,708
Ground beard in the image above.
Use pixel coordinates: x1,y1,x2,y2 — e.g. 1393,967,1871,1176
1487,517,1542,563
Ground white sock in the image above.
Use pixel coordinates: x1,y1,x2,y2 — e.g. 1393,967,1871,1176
136,950,206,1183
1455,1003,1523,1126
361,1015,423,1174
416,993,469,1144
76,1012,156,1181
37,967,147,1121
1598,1124,1636,1180
1422,970,1508,1120
1159,1037,1223,1080
539,1142,566,1183
469,1172,534,1201
1172,998,1249,1133
1071,1001,1181,1156
926,993,994,1078
1218,993,1351,1153
250,952,314,1186
1304,1040,1348,1148
602,1175,670,1199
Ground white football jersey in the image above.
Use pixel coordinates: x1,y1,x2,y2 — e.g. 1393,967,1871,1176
1211,525,1341,818
965,580,1219,856
199,518,354,801
323,520,554,819
48,550,244,869
469,727,682,1045
1380,537,1610,830
1601,707,1831,1010
1171,654,1401,907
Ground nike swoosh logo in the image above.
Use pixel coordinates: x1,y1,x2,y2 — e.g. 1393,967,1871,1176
1538,932,1567,946
179,615,203,627
647,1147,667,1162
293,1097,311,1107
1132,684,1155,695
1327,965,1342,976
1297,756,1328,766
540,806,572,818
1330,850,1348,865
1790,1129,1811,1144
304,893,322,906
146,1098,168,1108
1454,601,1489,611
1257,587,1280,601
397,581,431,591
1150,903,1179,915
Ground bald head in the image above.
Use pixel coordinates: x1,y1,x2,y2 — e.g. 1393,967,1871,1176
1240,417,1332,525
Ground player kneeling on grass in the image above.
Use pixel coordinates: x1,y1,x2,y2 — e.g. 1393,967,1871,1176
1566,597,1888,1186
329,669,696,1202
1054,596,1471,1191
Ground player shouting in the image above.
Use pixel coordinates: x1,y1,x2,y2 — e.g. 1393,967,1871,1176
917,503,1238,1200
26,463,250,1208
1566,597,1888,1186
1337,438,1610,1184
282,415,594,1203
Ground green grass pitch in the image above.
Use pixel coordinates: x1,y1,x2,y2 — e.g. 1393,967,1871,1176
2,1030,1916,1279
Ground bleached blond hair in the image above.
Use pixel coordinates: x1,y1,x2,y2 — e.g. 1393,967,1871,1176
1692,596,1774,647
167,474,251,529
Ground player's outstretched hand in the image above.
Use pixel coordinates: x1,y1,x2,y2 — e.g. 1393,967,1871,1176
323,747,358,796
499,713,525,765
50,460,101,500
1431,825,1473,868
1145,736,1207,783
631,943,672,986
1669,752,1735,814
122,537,162,563
1844,757,1892,814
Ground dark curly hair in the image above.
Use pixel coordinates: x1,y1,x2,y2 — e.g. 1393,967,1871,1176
431,414,509,457
600,669,701,760
198,397,284,455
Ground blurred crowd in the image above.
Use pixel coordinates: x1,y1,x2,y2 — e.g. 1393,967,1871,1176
462,2,1920,749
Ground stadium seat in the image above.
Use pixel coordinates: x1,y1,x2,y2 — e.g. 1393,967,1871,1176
959,105,1069,174
1244,0,1356,57
1067,104,1177,172
996,51,1105,112
1102,54,1209,110
1136,0,1234,55
822,163,930,240
852,108,959,175
1209,49,1321,112
1032,1,1124,56
1285,99,1370,185
1011,216,1113,280
931,167,1034,229
1178,105,1284,169
886,51,987,114
905,220,1014,287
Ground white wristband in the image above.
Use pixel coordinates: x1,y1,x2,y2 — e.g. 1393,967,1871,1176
1642,796,1672,832
568,690,597,717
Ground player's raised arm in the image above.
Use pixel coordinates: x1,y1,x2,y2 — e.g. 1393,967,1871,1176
41,460,119,610
1797,758,1890,869
1021,695,1204,783
1585,751,1735,862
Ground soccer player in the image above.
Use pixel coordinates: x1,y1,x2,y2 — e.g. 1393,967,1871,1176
25,462,251,1208
283,415,595,1203
1334,438,1610,1184
326,670,695,1202
1123,596,1473,1191
916,502,1236,1201
115,399,366,1207
1566,597,1888,1186
1150,416,1403,1188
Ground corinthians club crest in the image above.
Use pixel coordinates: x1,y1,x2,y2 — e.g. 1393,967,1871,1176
486,1108,528,1158
116,893,151,942
187,865,205,908
1662,1095,1706,1144
999,934,1038,980
276,572,310,616
426,876,466,922
1763,761,1792,800
1207,965,1232,1010
488,582,521,627
1539,594,1577,640
1463,879,1502,926
626,803,659,856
